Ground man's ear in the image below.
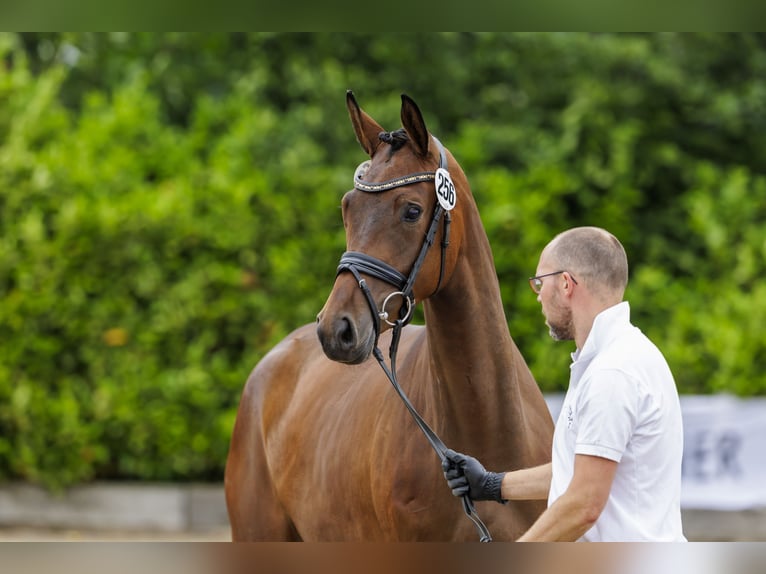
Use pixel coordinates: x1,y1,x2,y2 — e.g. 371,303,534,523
563,272,576,295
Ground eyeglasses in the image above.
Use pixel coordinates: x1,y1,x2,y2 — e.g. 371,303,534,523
528,271,578,294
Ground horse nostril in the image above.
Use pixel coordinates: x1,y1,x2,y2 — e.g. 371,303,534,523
338,317,355,347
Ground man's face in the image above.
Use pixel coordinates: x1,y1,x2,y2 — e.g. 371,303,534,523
535,255,575,342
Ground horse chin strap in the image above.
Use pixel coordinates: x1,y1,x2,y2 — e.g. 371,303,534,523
335,137,492,543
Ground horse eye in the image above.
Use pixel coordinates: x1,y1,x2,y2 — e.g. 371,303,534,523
402,204,423,222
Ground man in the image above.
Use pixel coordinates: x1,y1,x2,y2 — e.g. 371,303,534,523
443,226,686,541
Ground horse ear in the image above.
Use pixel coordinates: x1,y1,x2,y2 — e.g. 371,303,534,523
400,94,429,158
347,90,384,158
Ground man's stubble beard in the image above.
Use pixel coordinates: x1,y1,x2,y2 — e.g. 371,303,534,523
546,296,575,342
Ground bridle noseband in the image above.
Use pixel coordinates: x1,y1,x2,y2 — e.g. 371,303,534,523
334,135,492,543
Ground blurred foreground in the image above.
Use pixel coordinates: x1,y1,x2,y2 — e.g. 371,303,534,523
0,539,765,574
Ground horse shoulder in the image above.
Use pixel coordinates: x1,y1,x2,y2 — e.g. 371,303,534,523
237,323,321,428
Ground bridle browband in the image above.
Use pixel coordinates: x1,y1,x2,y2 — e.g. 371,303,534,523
335,135,492,543
352,169,438,193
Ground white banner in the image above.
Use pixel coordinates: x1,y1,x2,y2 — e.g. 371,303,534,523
545,394,766,510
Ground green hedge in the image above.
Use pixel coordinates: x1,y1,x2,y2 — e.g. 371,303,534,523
1,33,765,488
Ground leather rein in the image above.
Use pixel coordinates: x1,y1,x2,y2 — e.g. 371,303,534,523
335,136,493,543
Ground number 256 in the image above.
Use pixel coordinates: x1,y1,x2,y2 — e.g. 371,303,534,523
437,174,455,206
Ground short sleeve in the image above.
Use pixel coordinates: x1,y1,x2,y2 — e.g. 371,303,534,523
574,370,639,462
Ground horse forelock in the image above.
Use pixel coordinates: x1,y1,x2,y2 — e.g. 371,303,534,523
378,128,409,152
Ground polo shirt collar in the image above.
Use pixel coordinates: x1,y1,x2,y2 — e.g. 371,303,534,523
571,301,631,364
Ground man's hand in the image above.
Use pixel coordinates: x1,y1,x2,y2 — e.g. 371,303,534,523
442,449,507,503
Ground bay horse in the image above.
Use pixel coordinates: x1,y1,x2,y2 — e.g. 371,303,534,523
224,92,554,541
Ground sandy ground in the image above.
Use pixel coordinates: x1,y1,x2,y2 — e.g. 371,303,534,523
0,526,231,542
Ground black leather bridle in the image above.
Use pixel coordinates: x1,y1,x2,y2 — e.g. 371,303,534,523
337,136,452,348
335,136,493,542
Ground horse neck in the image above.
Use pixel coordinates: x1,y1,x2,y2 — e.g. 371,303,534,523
421,200,532,453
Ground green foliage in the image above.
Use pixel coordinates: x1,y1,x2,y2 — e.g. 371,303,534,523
1,32,765,488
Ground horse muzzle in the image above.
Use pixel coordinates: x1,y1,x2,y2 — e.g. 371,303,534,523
316,310,376,365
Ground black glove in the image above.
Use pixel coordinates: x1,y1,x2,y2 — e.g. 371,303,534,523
442,449,507,504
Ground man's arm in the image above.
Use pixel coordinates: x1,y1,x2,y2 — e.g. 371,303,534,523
501,462,552,501
517,454,617,542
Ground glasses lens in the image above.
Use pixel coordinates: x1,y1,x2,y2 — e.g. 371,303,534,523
530,278,542,293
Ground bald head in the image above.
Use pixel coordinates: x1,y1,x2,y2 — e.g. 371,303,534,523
543,227,628,302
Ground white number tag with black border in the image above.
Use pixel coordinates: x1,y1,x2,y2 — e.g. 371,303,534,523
435,168,456,211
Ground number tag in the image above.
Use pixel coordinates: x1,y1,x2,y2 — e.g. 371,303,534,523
435,168,456,211
354,160,371,182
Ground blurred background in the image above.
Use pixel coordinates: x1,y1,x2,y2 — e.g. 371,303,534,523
1,32,765,540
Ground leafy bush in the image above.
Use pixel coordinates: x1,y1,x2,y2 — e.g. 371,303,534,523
1,33,765,488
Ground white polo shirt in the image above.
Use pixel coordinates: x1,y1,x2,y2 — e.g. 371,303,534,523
549,302,686,541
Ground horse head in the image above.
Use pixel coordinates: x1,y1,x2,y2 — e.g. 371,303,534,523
316,92,463,364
